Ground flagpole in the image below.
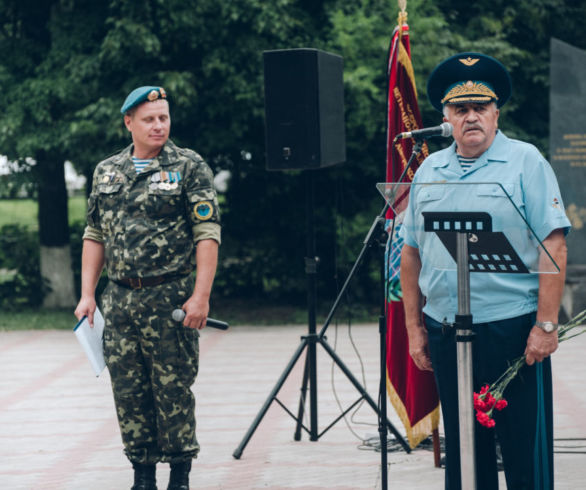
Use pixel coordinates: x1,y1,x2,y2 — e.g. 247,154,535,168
397,0,407,32
385,0,442,477
395,0,444,468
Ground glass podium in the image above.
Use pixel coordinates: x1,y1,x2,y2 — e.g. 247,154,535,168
378,181,559,274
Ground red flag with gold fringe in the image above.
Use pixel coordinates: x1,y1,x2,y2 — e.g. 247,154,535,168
385,12,440,449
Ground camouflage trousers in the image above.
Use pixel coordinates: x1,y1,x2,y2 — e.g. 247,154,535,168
101,275,199,465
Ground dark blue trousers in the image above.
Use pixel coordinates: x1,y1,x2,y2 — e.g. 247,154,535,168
425,313,554,490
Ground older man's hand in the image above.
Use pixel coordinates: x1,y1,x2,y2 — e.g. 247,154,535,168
524,326,559,365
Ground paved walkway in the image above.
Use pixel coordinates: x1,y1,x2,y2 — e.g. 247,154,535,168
1,322,585,489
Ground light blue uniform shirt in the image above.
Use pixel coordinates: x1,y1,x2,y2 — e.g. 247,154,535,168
400,130,571,324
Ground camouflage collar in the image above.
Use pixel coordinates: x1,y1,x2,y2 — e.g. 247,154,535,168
154,140,180,168
114,140,180,170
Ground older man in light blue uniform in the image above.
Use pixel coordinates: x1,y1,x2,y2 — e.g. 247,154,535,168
399,53,570,490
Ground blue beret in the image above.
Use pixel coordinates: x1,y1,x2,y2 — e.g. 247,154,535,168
120,86,167,114
427,52,512,112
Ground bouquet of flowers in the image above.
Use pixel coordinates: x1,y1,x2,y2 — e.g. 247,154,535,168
473,310,586,428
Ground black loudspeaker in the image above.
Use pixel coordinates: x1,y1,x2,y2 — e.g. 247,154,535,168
263,48,346,171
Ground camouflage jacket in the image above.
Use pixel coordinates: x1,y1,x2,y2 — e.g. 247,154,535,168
83,140,221,280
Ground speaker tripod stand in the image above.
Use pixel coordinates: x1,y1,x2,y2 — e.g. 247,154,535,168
232,170,410,461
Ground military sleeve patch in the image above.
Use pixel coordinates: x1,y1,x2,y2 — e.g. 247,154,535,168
552,197,560,209
194,201,213,221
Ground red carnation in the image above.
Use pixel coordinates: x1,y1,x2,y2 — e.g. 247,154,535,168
495,399,508,411
471,309,586,429
475,410,496,428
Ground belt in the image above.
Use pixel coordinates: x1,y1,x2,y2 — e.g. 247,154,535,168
113,273,187,290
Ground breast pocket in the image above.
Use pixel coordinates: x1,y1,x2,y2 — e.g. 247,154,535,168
475,183,522,211
475,183,526,230
97,183,123,213
414,185,445,209
146,185,183,218
98,183,123,194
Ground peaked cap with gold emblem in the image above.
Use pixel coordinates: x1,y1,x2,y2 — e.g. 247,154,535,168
120,86,168,114
427,52,512,112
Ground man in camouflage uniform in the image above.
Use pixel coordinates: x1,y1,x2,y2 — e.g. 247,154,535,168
74,86,221,490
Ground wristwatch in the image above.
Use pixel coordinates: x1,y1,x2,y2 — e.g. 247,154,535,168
536,321,558,333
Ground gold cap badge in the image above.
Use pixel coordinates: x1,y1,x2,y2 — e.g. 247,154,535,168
459,57,480,67
441,81,498,105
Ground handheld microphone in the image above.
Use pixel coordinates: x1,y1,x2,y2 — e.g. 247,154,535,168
172,309,229,330
397,122,453,140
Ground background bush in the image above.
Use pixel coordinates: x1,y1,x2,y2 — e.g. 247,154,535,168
0,224,45,309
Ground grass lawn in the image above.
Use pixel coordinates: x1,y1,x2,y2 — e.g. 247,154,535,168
0,308,77,331
0,300,379,331
0,197,380,331
0,195,87,229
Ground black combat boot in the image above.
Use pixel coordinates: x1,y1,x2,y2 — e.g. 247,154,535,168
167,460,191,490
131,462,157,490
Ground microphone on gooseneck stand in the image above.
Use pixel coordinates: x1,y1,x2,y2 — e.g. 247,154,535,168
397,122,453,140
172,309,229,330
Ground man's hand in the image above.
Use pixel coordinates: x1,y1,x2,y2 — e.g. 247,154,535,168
74,296,97,327
181,294,210,330
524,326,559,365
526,228,566,365
75,239,105,328
407,324,434,371
400,244,432,371
181,238,219,330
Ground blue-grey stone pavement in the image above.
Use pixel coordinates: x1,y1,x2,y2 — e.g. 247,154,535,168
1,321,585,489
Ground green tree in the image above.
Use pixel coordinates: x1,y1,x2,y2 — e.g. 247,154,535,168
0,0,336,306
0,0,81,307
2,0,584,310
414,0,586,153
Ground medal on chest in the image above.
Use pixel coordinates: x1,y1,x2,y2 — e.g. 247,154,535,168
150,170,181,190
